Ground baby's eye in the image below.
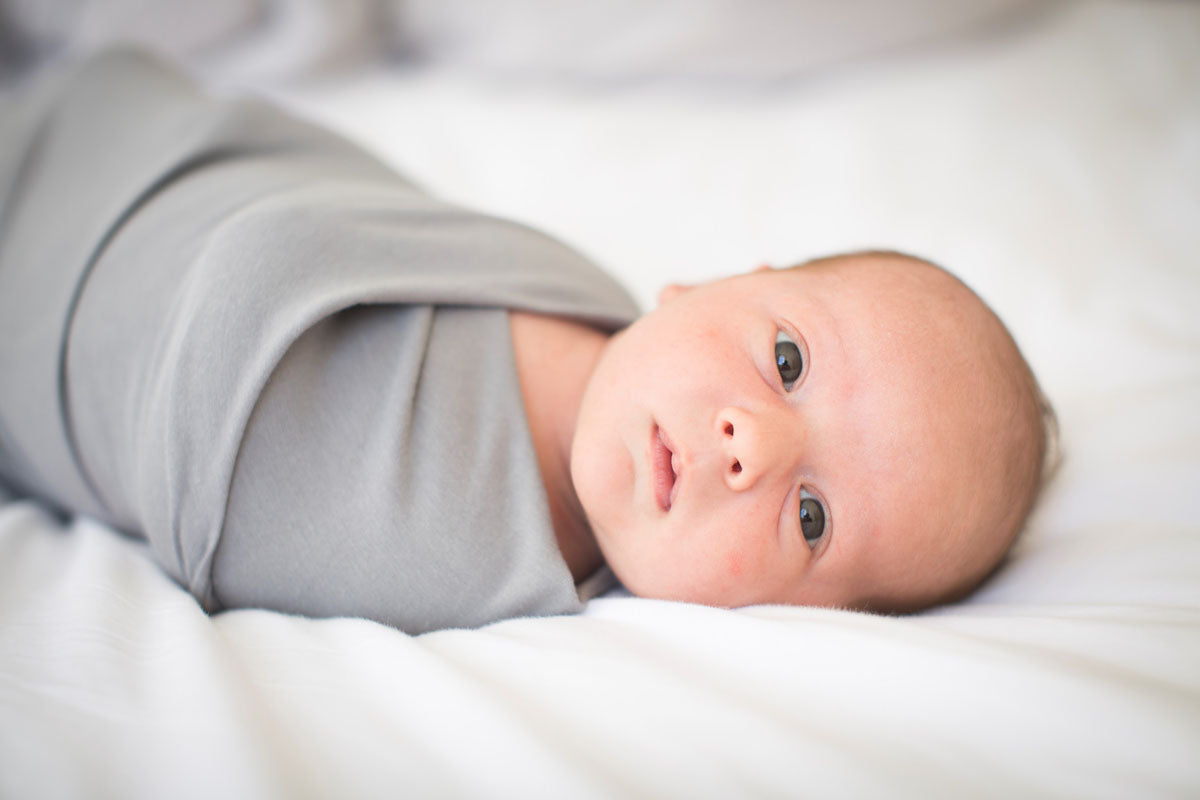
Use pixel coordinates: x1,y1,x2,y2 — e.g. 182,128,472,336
775,330,804,390
799,490,826,548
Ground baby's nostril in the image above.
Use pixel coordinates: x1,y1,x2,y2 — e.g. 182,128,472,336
731,460,742,474
725,423,734,437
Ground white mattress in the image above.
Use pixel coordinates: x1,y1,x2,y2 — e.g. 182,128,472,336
2,1,1198,796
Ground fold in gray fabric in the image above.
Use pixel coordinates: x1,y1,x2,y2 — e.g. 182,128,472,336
0,49,639,633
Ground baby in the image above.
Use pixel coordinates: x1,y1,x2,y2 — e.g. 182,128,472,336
566,251,1053,613
0,50,1052,632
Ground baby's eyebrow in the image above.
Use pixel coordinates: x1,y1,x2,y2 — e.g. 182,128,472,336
826,316,849,364
792,293,845,365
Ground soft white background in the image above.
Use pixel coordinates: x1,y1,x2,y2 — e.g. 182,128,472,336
1,1,1198,797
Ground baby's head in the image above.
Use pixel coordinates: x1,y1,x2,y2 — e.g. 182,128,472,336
571,250,1053,612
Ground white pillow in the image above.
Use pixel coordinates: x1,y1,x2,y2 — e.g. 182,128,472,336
392,0,1041,82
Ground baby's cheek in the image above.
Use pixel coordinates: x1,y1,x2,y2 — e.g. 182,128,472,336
724,550,743,579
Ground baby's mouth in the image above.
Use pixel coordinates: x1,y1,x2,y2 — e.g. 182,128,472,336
652,424,678,512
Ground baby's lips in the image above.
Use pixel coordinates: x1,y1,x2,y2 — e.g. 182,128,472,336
651,425,677,512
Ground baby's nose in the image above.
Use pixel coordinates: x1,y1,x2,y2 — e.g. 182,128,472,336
716,406,799,492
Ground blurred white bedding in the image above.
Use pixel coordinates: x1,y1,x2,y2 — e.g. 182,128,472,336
2,1,1199,797
0,0,1038,82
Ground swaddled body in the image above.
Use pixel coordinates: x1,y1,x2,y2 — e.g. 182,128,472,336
0,51,637,633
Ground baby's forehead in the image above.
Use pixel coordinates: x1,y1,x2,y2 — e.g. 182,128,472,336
803,260,1011,474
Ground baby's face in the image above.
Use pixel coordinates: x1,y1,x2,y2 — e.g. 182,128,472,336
571,255,1010,611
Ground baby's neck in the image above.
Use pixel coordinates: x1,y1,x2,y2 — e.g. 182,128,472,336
509,310,609,582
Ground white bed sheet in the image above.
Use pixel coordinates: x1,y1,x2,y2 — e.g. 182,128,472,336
2,1,1199,797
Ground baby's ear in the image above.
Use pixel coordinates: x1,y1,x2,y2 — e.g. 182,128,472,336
657,283,693,306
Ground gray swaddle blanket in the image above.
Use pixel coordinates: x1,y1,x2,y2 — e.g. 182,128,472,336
0,50,638,633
